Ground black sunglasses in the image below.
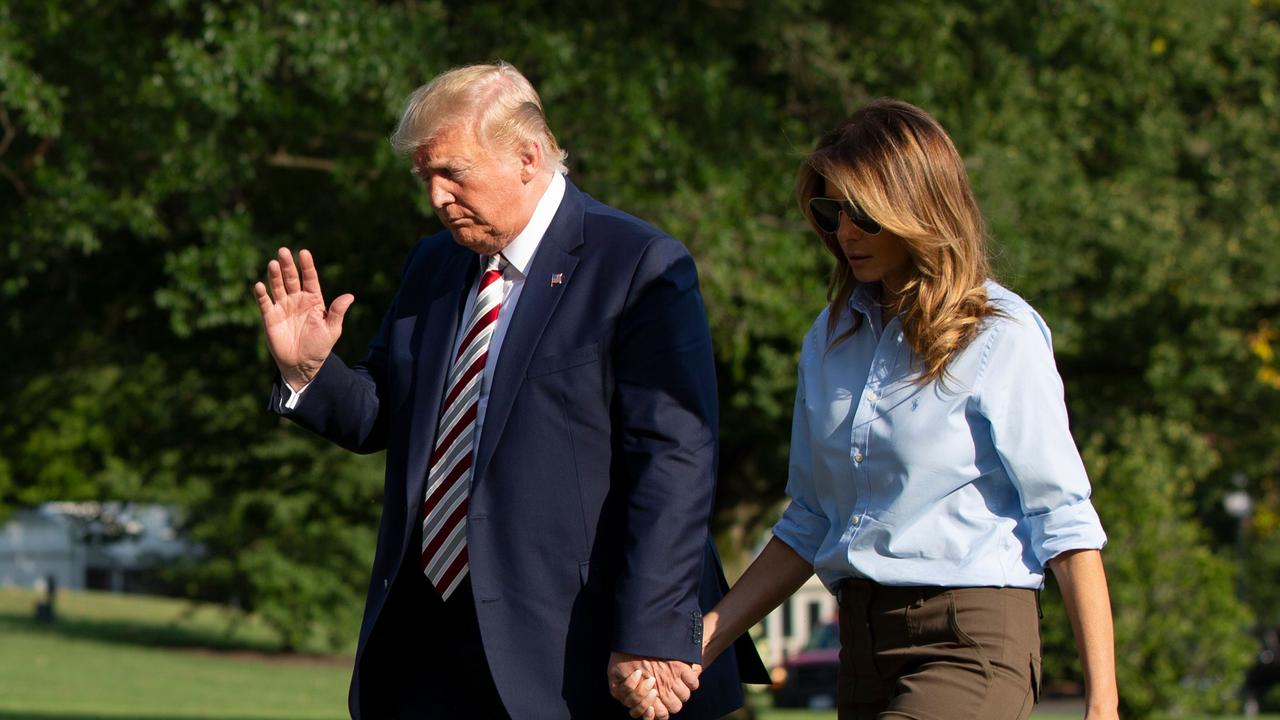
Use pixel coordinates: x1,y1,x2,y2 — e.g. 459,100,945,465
809,197,882,236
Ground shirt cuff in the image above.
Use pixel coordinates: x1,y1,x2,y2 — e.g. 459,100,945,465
1026,499,1108,567
279,376,312,412
772,501,829,566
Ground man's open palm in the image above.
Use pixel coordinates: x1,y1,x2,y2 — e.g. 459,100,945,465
253,247,354,390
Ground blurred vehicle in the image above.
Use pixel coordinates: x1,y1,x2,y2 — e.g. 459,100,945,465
770,621,840,709
1244,627,1280,715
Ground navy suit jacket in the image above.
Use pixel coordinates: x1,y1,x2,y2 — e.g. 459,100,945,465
272,180,768,718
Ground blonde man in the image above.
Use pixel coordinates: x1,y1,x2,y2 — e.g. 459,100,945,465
254,62,766,719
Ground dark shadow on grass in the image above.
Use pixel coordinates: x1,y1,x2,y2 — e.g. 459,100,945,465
0,609,283,656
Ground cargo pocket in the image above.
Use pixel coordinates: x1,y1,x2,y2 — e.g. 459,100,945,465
947,592,994,682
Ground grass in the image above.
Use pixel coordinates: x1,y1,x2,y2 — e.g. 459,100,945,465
747,696,1079,720
2,587,1278,719
752,707,1279,720
745,692,1280,720
0,587,350,719
0,587,289,653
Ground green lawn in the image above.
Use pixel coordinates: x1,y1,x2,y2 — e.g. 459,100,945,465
0,587,350,720
0,587,1275,720
746,693,1279,720
753,712,1277,720
747,697,1080,720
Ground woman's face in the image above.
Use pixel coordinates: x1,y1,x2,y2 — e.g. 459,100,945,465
824,183,912,296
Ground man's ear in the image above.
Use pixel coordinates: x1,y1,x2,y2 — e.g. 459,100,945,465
519,141,544,183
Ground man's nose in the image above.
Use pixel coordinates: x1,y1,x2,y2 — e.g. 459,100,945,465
429,177,453,207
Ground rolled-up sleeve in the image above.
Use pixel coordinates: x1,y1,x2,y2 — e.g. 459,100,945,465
975,309,1107,567
772,369,830,564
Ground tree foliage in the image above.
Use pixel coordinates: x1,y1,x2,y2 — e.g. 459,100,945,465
2,0,1277,711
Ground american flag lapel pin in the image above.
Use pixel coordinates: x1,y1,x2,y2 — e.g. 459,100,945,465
550,272,564,286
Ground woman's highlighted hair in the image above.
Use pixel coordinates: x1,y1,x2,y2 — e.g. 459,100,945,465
797,99,999,384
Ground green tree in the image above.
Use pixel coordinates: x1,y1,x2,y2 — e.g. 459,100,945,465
1039,415,1254,717
1,1,1276,713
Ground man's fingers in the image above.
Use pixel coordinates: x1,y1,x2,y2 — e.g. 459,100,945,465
267,260,287,302
326,293,355,334
671,681,691,703
325,292,355,335
631,678,667,720
254,282,273,317
299,248,323,295
278,247,302,293
680,665,701,692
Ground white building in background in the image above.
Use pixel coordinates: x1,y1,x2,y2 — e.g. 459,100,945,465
0,502,190,593
759,572,838,668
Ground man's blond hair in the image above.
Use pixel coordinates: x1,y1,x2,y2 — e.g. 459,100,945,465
390,62,568,174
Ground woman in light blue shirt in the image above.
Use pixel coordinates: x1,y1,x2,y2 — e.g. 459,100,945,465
694,100,1119,719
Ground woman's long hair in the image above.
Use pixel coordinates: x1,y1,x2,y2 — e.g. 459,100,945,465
797,99,999,385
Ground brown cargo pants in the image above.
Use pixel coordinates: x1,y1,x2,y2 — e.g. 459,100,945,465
836,580,1042,720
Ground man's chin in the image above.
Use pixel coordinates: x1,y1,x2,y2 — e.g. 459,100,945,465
449,229,507,256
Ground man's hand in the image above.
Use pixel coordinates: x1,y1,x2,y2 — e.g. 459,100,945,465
608,651,701,719
253,247,354,390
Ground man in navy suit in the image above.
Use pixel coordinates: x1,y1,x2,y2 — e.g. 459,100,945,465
253,62,766,719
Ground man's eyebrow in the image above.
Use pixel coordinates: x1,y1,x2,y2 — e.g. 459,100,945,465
415,157,473,173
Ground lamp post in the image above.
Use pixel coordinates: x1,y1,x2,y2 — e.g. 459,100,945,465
1224,473,1258,717
1224,472,1253,601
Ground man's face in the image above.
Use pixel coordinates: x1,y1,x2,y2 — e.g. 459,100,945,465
413,124,532,255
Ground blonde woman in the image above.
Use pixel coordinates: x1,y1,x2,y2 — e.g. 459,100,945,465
632,100,1119,719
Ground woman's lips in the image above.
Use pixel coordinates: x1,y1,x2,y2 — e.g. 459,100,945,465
848,255,871,266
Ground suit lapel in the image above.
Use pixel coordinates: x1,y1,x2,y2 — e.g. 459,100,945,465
473,184,585,487
404,246,478,512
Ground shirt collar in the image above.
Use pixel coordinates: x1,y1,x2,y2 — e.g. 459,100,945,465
491,171,566,278
848,282,882,318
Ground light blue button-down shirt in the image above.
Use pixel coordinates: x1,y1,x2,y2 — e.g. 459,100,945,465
773,280,1106,591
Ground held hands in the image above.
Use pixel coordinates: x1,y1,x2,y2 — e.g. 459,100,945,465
253,248,355,390
608,651,701,719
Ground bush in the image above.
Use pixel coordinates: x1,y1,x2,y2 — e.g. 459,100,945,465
1041,414,1254,718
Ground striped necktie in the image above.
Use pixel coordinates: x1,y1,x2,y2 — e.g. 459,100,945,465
421,253,507,599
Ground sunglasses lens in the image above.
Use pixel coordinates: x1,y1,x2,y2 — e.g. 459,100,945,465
809,198,841,233
853,212,882,235
810,197,881,235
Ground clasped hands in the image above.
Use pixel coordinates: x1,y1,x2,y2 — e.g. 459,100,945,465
608,651,701,719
